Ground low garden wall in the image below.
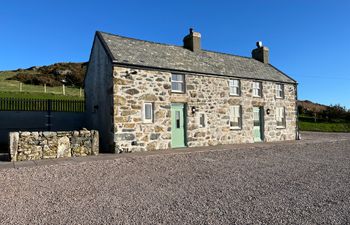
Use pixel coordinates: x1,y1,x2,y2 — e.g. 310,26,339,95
9,129,99,161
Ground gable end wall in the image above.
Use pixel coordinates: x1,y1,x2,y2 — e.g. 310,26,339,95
84,36,114,152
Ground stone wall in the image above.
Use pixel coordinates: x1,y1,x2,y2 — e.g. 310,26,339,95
9,129,99,161
113,66,297,153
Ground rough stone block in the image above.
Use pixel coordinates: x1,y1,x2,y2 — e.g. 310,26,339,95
9,132,19,161
57,136,71,158
43,132,57,138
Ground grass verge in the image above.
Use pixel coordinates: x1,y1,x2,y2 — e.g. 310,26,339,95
0,92,83,100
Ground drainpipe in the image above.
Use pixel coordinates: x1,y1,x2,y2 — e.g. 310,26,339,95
295,84,300,140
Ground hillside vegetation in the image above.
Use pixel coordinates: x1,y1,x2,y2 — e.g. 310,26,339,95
0,62,86,100
6,62,86,87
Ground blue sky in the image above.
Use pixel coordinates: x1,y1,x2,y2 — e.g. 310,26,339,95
1,0,349,108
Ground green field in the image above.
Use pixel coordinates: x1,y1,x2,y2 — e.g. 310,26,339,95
299,121,350,132
0,71,84,100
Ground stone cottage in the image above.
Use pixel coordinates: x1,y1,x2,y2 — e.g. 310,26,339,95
84,29,298,153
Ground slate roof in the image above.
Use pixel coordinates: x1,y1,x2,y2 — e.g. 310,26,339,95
97,31,296,84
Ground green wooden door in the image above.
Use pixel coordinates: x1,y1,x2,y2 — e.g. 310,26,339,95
171,103,186,148
253,107,263,142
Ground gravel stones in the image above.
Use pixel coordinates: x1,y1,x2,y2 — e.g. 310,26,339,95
1,132,350,224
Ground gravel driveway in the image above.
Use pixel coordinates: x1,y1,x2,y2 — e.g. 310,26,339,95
0,132,350,224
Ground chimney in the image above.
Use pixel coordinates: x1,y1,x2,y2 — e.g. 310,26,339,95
252,41,269,64
183,28,201,52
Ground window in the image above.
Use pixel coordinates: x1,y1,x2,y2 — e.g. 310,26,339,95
143,103,153,123
276,84,284,98
276,107,286,128
230,105,242,129
199,113,206,128
171,74,185,93
229,79,240,96
175,111,181,128
252,81,262,97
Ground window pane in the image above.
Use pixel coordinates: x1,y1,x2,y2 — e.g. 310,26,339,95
235,106,240,118
229,80,234,86
178,83,183,92
230,121,239,127
200,114,205,127
171,74,177,81
230,86,234,94
253,88,258,96
172,74,183,81
176,111,180,128
145,104,152,120
172,82,179,91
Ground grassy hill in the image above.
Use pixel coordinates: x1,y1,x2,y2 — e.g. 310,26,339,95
0,62,86,100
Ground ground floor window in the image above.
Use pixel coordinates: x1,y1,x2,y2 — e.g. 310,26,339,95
199,113,206,128
276,107,286,128
230,105,242,129
143,103,153,123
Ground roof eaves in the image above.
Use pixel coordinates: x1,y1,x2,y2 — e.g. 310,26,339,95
268,64,298,84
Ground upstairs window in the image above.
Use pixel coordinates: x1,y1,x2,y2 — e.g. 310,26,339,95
171,74,185,93
143,103,153,123
230,105,242,129
276,107,286,128
276,84,284,98
229,79,240,96
252,81,262,97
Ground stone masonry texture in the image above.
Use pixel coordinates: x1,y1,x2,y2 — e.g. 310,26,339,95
9,129,99,161
113,66,297,153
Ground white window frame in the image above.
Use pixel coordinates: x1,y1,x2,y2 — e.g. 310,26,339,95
198,113,206,128
276,107,286,128
252,81,262,97
230,105,242,129
276,84,284,99
171,74,185,93
143,102,153,123
229,79,240,96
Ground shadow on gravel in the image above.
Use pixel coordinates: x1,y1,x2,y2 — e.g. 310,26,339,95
0,143,9,161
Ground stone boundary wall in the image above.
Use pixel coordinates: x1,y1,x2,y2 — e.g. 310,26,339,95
9,129,99,161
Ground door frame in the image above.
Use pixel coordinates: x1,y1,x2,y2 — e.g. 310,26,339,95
170,103,187,148
253,106,265,142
